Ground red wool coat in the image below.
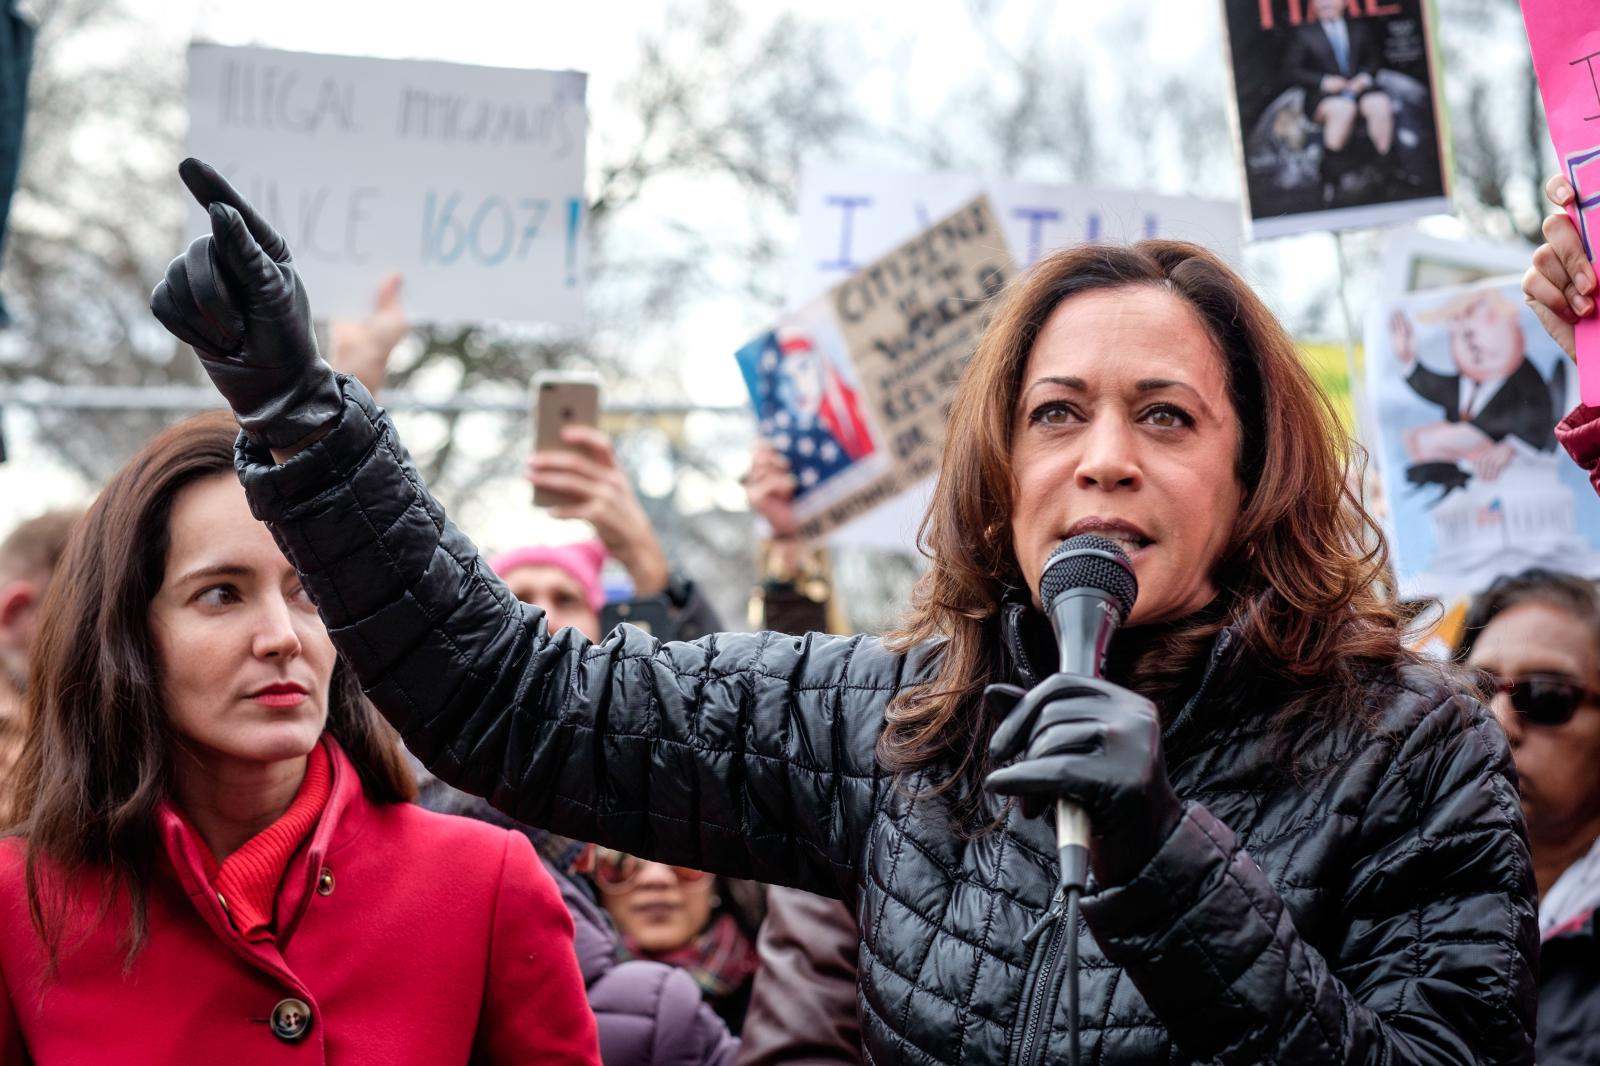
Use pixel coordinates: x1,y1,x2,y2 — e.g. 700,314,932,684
0,738,600,1065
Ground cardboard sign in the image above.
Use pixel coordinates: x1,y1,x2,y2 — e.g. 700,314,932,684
1364,277,1600,600
186,43,588,326
787,162,1240,307
738,196,1014,540
1219,0,1451,239
1520,0,1600,403
1378,228,1534,296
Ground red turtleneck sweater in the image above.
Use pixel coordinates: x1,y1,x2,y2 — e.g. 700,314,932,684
182,741,333,943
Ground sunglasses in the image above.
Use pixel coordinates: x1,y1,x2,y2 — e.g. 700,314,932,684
584,847,710,894
1475,671,1600,727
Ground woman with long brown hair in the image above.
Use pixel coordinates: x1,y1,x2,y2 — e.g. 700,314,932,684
152,159,1537,1064
0,411,599,1064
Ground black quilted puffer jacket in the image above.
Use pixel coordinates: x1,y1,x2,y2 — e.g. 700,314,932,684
239,379,1538,1065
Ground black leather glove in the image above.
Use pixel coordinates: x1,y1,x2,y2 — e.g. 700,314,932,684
984,674,1183,886
149,157,342,449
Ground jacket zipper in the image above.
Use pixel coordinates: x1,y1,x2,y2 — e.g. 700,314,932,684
1013,885,1068,1066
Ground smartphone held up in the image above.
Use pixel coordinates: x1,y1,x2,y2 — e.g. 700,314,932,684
531,371,601,508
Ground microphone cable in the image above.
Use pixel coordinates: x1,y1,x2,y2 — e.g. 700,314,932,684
1022,874,1084,1066
1066,884,1081,1066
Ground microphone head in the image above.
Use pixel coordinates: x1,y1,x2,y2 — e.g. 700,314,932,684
1039,534,1139,623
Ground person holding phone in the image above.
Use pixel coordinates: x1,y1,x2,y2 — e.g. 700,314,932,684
528,422,670,599
524,422,720,642
326,301,713,643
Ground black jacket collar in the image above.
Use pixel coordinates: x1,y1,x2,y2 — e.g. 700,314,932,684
997,593,1239,754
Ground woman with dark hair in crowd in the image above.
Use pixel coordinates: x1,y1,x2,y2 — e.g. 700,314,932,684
0,411,598,1064
580,844,764,1033
153,159,1536,1064
1460,568,1600,1066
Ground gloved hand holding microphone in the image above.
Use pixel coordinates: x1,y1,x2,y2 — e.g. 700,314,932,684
983,534,1184,890
984,672,1182,889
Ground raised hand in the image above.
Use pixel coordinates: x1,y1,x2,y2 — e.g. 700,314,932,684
150,157,342,449
1523,174,1594,363
329,274,407,397
743,442,801,539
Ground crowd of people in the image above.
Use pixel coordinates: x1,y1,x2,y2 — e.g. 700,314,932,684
0,154,1594,1064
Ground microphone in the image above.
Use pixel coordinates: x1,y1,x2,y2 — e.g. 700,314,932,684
1037,533,1138,892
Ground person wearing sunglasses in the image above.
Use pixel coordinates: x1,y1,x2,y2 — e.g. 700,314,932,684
582,847,764,1035
1460,567,1600,1066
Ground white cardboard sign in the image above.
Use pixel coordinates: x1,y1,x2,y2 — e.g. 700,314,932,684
787,161,1242,307
185,43,588,327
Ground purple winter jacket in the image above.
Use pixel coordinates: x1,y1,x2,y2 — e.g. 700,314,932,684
553,863,741,1066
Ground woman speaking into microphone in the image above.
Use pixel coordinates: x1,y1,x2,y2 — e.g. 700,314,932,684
151,159,1537,1064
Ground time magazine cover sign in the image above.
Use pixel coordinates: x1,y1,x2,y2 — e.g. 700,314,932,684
1220,0,1451,239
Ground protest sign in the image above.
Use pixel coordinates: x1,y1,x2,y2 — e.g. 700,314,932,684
738,196,1014,541
1219,0,1451,240
1520,0,1600,404
1364,277,1600,602
787,162,1239,307
1378,228,1534,296
186,43,588,326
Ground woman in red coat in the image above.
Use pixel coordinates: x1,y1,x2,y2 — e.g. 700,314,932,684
0,412,600,1065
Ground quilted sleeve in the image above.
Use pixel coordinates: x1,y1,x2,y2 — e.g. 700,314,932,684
235,377,896,898
1079,693,1538,1065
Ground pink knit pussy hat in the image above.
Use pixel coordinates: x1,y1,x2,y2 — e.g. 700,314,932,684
487,539,607,612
